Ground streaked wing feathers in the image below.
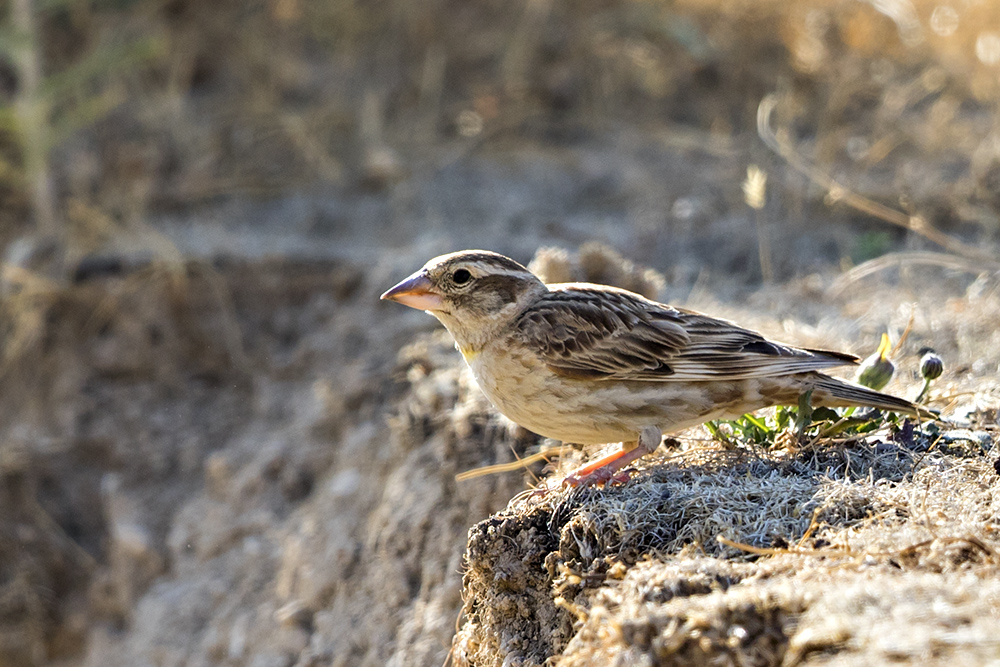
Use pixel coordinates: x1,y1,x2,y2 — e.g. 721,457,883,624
514,285,858,381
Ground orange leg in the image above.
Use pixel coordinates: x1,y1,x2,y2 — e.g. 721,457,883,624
562,426,662,487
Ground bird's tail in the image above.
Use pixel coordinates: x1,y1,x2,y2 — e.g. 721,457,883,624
811,374,936,419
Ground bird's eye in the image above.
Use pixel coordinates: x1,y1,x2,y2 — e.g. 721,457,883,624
452,268,472,285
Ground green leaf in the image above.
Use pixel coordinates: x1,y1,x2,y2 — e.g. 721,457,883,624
741,413,771,434
854,419,881,434
795,390,814,436
811,407,841,423
775,406,792,430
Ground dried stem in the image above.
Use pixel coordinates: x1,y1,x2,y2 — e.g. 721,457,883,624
11,0,59,239
757,95,998,266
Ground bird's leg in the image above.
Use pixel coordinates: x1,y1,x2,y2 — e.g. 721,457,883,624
562,426,662,487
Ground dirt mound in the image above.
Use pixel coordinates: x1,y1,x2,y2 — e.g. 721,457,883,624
455,420,1000,666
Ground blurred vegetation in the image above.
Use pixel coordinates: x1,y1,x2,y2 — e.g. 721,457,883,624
0,0,999,267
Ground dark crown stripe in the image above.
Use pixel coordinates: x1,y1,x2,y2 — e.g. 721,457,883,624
456,252,529,274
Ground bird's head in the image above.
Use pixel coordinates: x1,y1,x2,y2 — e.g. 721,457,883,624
381,250,547,351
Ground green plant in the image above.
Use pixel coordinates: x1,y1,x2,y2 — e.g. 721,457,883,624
707,390,906,450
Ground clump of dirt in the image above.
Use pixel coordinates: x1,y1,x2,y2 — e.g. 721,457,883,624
457,506,572,667
558,549,1000,666
563,559,802,667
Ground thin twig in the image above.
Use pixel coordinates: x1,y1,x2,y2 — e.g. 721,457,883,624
455,444,576,481
757,96,1000,267
829,251,1000,294
890,307,915,357
719,533,996,563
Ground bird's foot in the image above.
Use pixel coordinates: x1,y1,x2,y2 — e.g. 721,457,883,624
560,426,662,488
560,451,627,487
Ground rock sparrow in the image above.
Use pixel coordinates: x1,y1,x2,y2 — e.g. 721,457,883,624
382,250,922,486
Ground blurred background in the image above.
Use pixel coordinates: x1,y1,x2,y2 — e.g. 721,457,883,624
2,0,1000,665
3,0,999,274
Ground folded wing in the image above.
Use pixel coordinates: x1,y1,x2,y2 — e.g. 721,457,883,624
514,285,858,381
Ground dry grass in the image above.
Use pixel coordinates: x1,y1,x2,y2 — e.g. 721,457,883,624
516,420,997,563
454,419,1000,666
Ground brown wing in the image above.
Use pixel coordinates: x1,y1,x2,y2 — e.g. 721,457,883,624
514,285,858,381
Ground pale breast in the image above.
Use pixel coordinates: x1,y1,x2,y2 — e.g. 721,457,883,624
459,341,643,444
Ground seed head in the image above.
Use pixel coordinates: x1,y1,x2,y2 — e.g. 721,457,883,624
856,333,895,391
919,349,943,381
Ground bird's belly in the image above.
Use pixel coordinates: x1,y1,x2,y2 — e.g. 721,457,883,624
466,349,730,444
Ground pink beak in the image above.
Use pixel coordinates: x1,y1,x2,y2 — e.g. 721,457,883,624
380,271,445,311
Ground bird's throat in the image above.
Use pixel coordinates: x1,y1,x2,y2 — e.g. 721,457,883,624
458,344,480,363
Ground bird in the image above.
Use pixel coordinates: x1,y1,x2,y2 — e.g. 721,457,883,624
381,250,924,487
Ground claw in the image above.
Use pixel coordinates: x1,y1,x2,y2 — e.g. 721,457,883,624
528,485,553,499
609,469,634,485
